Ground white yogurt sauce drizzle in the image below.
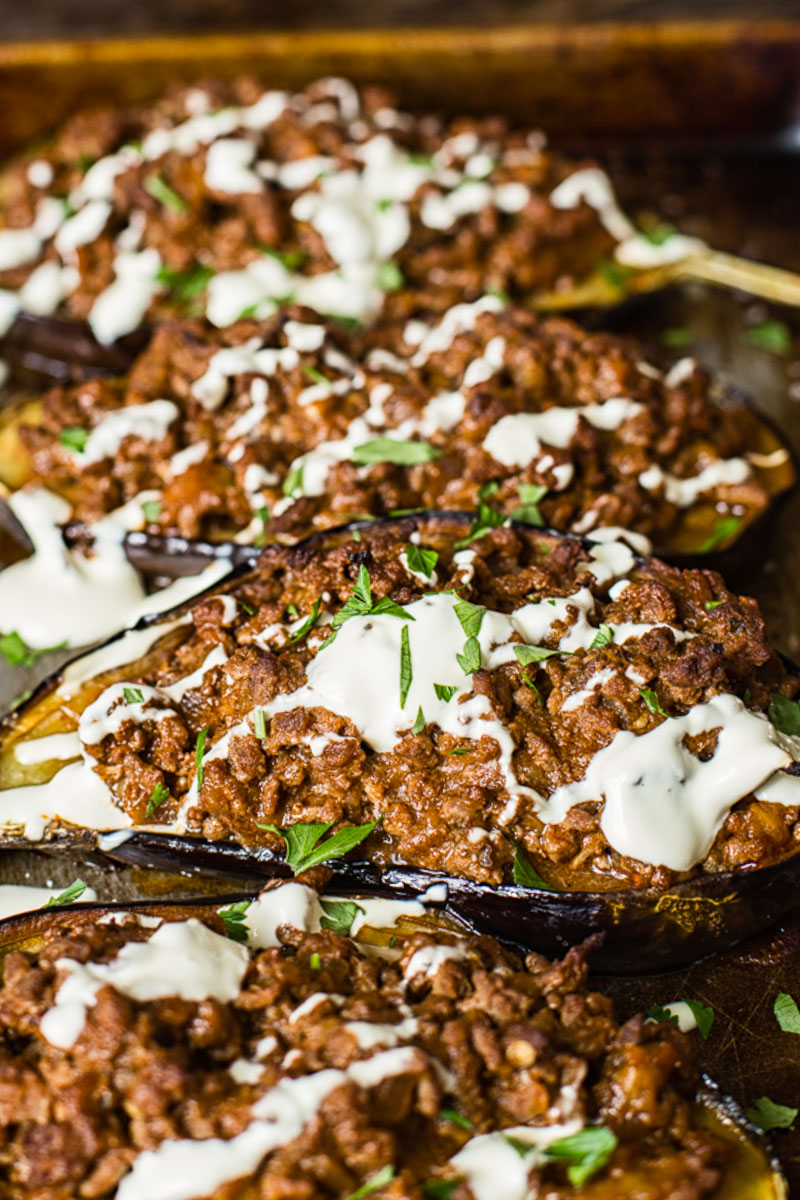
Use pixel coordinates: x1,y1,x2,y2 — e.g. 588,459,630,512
0,883,97,919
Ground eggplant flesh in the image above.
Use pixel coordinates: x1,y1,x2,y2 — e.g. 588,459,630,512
2,512,800,973
0,895,787,1200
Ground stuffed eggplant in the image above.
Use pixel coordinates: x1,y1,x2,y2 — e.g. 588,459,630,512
2,514,800,969
0,878,786,1199
0,302,793,652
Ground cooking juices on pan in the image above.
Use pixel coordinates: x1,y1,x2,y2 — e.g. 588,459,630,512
2,514,800,968
0,879,786,1199
0,302,793,649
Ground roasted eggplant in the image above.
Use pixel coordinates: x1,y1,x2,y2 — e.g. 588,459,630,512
2,514,800,971
0,881,787,1199
0,303,794,611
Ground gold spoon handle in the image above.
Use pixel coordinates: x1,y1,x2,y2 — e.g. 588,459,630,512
675,250,800,307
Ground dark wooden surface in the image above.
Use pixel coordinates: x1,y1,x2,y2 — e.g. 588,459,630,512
1,0,799,41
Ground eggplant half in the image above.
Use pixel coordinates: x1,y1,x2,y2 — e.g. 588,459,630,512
2,513,800,973
0,885,787,1200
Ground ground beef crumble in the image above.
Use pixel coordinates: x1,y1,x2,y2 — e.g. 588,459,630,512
0,887,734,1199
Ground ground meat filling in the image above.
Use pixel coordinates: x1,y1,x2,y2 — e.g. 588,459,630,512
24,518,800,891
0,887,732,1199
0,76,613,342
14,304,771,550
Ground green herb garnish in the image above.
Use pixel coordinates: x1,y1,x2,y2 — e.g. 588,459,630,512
642,221,678,245
218,900,251,943
699,515,742,553
434,684,458,702
303,365,330,387
288,597,322,644
640,688,668,718
351,438,442,467
44,879,86,907
122,687,144,705
282,462,305,498
511,483,548,527
146,781,170,818
508,836,556,890
598,259,635,291
705,599,723,611
775,991,800,1035
253,709,267,739
448,747,472,756
455,502,505,548
309,951,321,971
377,261,404,292
262,245,307,271
513,644,562,666
545,1126,618,1186
661,327,694,348
254,505,270,548
768,694,800,736
156,263,215,303
412,706,426,734
440,1109,473,1131
259,819,381,875
456,636,481,675
194,727,209,789
422,1181,462,1199
478,480,500,501
59,426,89,453
141,499,162,524
343,1165,395,1200
400,624,413,707
746,1096,798,1131
144,173,188,213
453,599,486,640
405,544,438,578
590,623,614,650
747,319,792,357
330,565,413,636
646,1004,679,1027
320,898,365,935
0,632,66,669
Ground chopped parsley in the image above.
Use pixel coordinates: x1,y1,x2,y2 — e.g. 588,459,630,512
508,836,556,890
439,1109,473,1131
218,900,251,943
646,1000,712,1039
646,1004,680,1027
433,684,458,702
343,1165,395,1200
453,599,486,640
254,505,270,548
283,462,305,497
405,544,438,578
705,599,724,611
455,502,505,548
477,480,500,502
262,245,307,270
122,687,144,705
253,709,267,739
288,596,322,645
448,747,472,756
350,438,442,467
598,259,635,292
412,706,426,734
377,261,404,292
44,879,87,907
775,991,800,1034
194,727,209,789
286,603,299,619
328,565,412,640
146,781,170,818
144,173,188,213
259,818,381,874
58,426,89,453
590,623,614,650
514,644,561,666
746,1096,798,1131
545,1126,618,1186
746,319,792,357
141,499,162,524
422,1181,462,1199
0,631,66,669
511,483,548,527
699,515,742,553
768,694,800,737
642,221,678,245
303,365,330,387
399,624,413,707
156,262,215,303
640,688,668,718
456,636,481,675
309,951,321,971
661,327,694,348
320,898,365,935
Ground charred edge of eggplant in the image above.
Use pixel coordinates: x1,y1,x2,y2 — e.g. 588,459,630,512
3,510,800,973
0,312,146,384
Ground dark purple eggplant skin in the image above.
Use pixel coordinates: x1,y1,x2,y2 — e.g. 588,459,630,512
4,510,800,975
0,312,146,384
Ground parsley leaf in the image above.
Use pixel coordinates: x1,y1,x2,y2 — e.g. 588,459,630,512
156,262,215,303
283,462,305,498
508,836,556,890
453,600,486,640
511,483,548,527
545,1126,618,1186
412,706,426,734
259,819,381,874
44,879,86,907
405,544,438,578
590,624,614,650
440,1109,473,1131
141,499,162,524
303,365,330,387
705,599,723,611
746,1096,798,1131
685,999,715,1039
640,688,668,718
448,747,472,756
122,686,144,705
775,991,800,1035
351,438,442,466
598,259,635,292
262,245,307,270
288,597,322,644
505,1135,535,1158
661,327,694,348
456,636,481,674
218,900,251,943
400,624,413,707
146,781,170,818
434,684,458,702
320,898,365,935
642,221,678,245
514,644,561,666
144,173,188,213
254,504,270,548
310,951,321,971
768,694,800,737
0,631,66,669
253,709,267,739
455,502,505,548
343,1165,395,1200
59,426,89,453
331,565,413,634
194,727,209,789
478,481,500,501
377,261,404,292
422,1181,462,1200
747,319,792,357
646,1004,680,1027
699,515,742,553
